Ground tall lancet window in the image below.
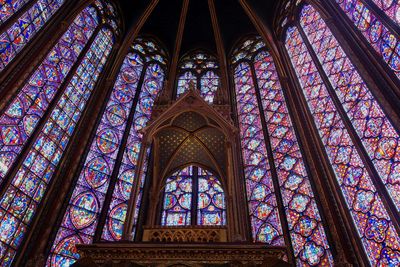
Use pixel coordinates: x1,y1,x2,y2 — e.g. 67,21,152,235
176,51,219,103
0,0,66,70
335,0,400,79
47,37,167,266
161,166,226,227
0,0,117,184
284,3,400,265
232,36,333,266
0,1,117,265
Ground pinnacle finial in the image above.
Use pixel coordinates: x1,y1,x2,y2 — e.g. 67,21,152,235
213,79,224,105
188,80,196,92
155,80,171,105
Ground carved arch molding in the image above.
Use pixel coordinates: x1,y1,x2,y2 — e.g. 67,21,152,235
136,91,238,229
156,111,227,183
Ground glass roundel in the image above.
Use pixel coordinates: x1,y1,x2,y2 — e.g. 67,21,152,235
161,166,226,226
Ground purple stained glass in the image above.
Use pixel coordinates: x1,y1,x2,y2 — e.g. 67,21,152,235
176,71,196,97
0,27,113,267
0,5,98,183
285,24,400,266
300,4,400,212
234,62,284,246
231,36,265,65
254,49,333,265
47,52,143,264
335,0,400,79
197,168,226,226
200,71,219,103
370,0,400,26
94,0,118,31
176,52,219,102
161,167,193,226
0,0,30,24
161,166,226,226
0,0,66,71
102,63,165,241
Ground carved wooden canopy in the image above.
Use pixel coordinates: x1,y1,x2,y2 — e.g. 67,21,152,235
141,88,237,185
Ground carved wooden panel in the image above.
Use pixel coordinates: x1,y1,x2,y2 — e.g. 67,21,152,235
142,226,227,242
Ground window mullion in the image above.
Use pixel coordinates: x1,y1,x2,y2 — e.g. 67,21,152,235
192,166,199,226
134,147,154,239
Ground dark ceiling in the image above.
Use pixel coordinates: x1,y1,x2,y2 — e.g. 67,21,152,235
117,0,280,58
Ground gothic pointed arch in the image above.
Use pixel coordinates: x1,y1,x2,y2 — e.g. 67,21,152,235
119,89,242,243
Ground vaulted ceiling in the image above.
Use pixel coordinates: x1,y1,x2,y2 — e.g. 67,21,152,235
117,0,280,57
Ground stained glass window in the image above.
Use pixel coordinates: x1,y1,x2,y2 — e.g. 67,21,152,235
233,61,284,246
1,0,30,24
162,167,193,226
335,0,400,79
177,71,196,96
285,5,400,264
369,0,400,26
0,1,119,265
1,0,66,71
233,36,333,265
176,52,219,103
161,166,226,226
47,52,140,266
299,4,400,213
200,71,219,104
47,38,166,265
0,5,98,184
0,25,114,267
255,51,332,265
197,168,225,226
94,0,119,32
102,62,165,241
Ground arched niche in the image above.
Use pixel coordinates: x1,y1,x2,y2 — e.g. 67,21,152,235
123,89,244,242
